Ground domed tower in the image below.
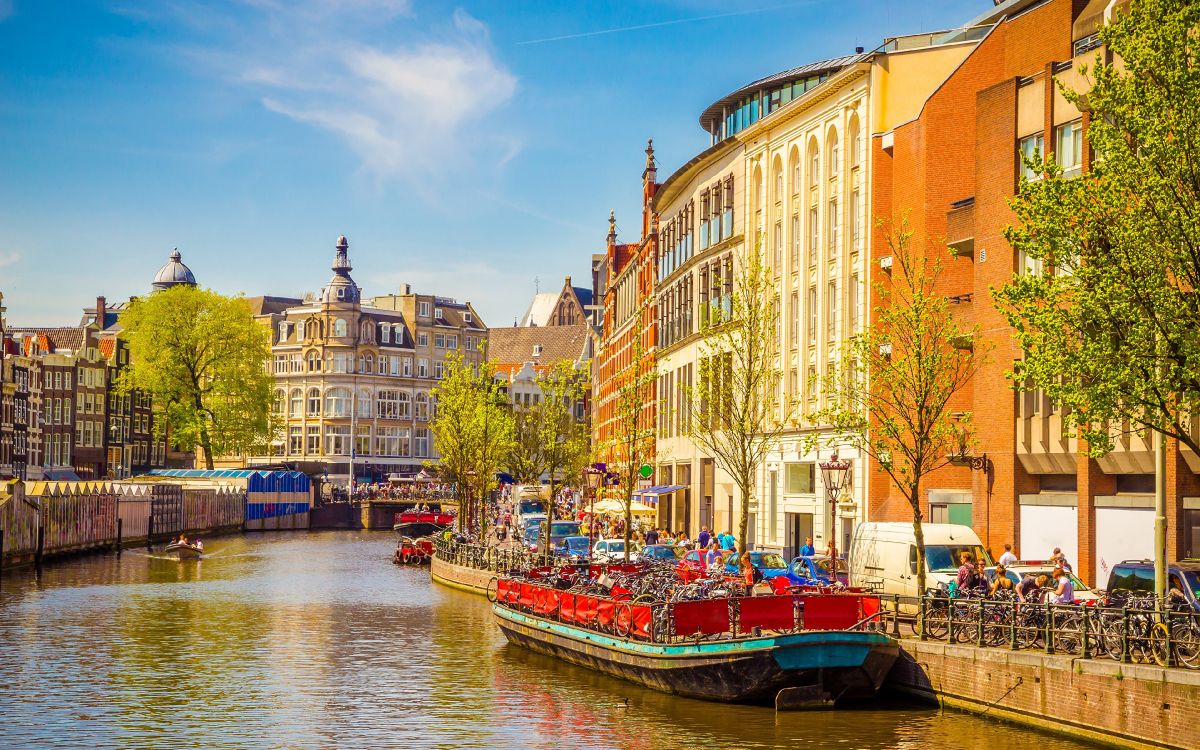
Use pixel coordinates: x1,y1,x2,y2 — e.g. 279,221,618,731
151,249,197,292
320,235,360,305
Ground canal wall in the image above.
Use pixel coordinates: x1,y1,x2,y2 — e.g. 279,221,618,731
888,638,1200,750
430,553,492,595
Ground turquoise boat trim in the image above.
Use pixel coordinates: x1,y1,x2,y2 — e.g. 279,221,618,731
771,643,873,670
493,604,893,659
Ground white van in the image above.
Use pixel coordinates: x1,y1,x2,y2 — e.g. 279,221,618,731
849,522,992,599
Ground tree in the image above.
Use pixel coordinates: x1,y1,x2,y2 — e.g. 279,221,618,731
117,285,276,469
431,352,515,534
682,250,797,553
996,0,1200,458
994,0,1200,597
817,223,983,598
606,305,657,561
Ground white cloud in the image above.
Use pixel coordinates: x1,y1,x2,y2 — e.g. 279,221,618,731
0,250,20,268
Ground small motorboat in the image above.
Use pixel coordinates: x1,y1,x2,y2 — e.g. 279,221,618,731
163,541,204,560
393,536,434,565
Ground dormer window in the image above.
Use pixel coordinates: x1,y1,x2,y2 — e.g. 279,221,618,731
533,344,543,356
434,307,444,319
464,312,473,324
337,287,345,300
418,302,431,317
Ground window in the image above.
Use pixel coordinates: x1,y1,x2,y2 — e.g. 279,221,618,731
418,333,428,347
809,149,819,189
414,428,429,457
790,214,800,269
1019,133,1046,181
307,387,321,415
808,206,819,267
379,323,391,343
333,319,347,337
289,426,302,454
806,286,817,344
357,389,371,418
398,391,411,419
828,136,840,178
324,425,350,456
785,463,815,493
434,307,443,319
297,321,307,340
1056,120,1083,177
826,281,837,341
849,274,860,333
278,322,289,341
389,355,400,376
289,389,303,417
789,291,799,349
375,426,401,456
306,426,320,455
851,189,862,252
403,358,413,377
377,390,401,419
434,360,445,379
418,302,431,317
418,359,429,378
827,198,839,259
273,389,285,415
415,392,429,420
307,351,320,372
447,335,458,350
464,312,473,324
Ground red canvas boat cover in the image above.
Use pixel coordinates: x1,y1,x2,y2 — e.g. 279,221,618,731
737,595,796,632
672,599,731,636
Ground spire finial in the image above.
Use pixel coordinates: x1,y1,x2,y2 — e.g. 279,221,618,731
607,210,617,244
333,235,351,273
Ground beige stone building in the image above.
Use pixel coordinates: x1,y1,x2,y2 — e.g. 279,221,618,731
242,236,487,484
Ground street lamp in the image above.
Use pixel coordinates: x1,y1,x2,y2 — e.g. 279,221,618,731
819,453,852,558
585,464,605,551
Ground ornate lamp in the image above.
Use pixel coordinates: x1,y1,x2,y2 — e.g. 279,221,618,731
819,453,852,556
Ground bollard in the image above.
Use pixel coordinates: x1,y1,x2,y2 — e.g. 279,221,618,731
1080,606,1092,660
114,518,123,556
1044,602,1054,655
35,524,45,573
891,594,901,638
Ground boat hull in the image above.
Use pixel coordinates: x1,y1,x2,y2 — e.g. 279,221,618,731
493,605,898,705
163,543,202,560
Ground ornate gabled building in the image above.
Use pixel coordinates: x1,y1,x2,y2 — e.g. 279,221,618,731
243,236,488,484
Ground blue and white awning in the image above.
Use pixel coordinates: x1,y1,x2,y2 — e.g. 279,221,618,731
631,484,686,507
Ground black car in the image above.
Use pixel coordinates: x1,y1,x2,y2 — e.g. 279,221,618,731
1106,559,1200,611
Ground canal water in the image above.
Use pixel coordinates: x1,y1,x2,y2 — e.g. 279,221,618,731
0,531,1099,749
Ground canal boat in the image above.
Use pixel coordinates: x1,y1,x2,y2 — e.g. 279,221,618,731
393,506,455,538
393,536,435,565
489,575,898,708
163,540,203,560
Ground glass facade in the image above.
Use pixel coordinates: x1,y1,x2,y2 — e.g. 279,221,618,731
714,74,830,143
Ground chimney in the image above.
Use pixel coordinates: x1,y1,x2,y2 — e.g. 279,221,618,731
95,296,106,327
855,46,864,54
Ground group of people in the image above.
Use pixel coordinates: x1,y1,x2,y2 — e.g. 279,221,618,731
324,482,455,504
954,543,1075,603
169,534,202,551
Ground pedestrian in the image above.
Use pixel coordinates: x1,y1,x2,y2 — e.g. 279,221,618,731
704,540,723,570
697,526,711,550
799,536,815,557
1050,568,1075,604
825,539,838,561
1050,547,1073,573
1016,572,1045,602
998,543,1018,567
740,552,756,593
956,551,977,591
719,531,736,551
645,527,659,546
675,530,688,546
989,564,1015,597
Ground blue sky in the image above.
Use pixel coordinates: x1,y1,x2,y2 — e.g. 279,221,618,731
0,0,992,327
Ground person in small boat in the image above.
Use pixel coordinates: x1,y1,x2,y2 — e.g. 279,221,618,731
195,539,203,551
179,533,188,545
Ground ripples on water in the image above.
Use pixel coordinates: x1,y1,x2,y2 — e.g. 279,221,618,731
0,532,1098,749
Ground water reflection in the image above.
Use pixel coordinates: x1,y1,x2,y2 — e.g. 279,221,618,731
0,532,1097,749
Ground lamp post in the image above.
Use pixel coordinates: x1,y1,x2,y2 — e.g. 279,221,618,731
585,464,605,552
819,453,852,558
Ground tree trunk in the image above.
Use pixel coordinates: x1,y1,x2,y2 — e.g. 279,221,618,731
910,483,927,598
195,397,215,470
737,475,751,553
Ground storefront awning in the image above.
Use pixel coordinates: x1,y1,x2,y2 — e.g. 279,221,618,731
632,484,686,507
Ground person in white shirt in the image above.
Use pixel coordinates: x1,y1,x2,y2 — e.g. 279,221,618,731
998,543,1018,567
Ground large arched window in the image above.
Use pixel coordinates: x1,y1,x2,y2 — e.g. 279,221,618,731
398,391,412,419
333,319,348,337
377,390,400,419
306,351,320,372
289,388,303,417
325,387,351,417
415,392,429,421
849,113,862,169
357,388,372,418
307,387,321,415
826,127,840,180
807,137,820,190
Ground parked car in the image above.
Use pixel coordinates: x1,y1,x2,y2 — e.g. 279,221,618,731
790,554,849,586
1105,560,1200,612
849,521,992,599
554,535,592,562
984,562,1102,603
676,548,735,580
592,538,631,562
637,544,687,563
724,551,804,584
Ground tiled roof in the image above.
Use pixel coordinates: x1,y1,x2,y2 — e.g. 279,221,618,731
246,295,304,316
98,337,116,360
8,327,85,353
486,324,589,367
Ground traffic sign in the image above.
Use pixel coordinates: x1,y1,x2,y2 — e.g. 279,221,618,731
639,464,653,479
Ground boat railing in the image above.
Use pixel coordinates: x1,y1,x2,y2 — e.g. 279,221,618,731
489,576,888,644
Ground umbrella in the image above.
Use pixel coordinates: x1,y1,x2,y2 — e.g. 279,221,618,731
592,498,657,515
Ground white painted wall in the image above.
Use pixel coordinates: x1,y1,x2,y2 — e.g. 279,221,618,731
1019,504,1078,569
1095,507,1154,589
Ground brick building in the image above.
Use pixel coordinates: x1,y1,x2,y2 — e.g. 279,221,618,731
593,143,659,477
868,0,1171,585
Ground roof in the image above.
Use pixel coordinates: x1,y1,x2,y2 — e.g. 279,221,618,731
8,327,85,353
152,249,197,290
573,287,593,308
519,292,560,327
487,324,589,367
699,53,868,132
246,295,304,316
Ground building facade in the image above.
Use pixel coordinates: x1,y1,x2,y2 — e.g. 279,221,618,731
867,0,1166,585
243,236,487,484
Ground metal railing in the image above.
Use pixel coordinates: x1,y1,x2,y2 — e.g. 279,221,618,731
880,593,1200,670
433,538,563,573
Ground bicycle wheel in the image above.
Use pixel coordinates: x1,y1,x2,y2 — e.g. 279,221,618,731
925,606,949,640
1053,613,1082,655
1150,622,1171,667
615,603,634,638
486,577,499,603
952,603,979,644
1171,621,1200,669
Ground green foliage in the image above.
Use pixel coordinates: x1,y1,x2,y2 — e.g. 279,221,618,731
683,249,796,553
116,285,276,469
431,351,515,533
995,0,1200,456
817,223,982,595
